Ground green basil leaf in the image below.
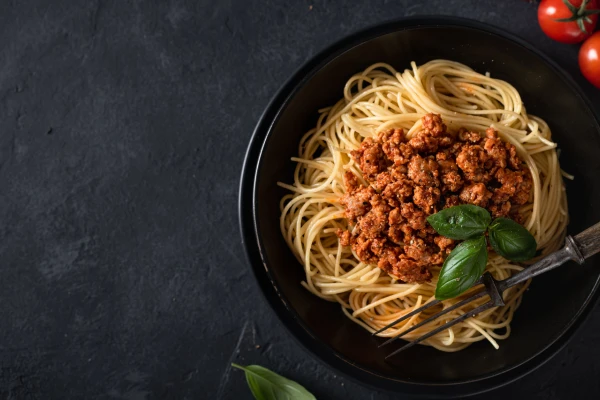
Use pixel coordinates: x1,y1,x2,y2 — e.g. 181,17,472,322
435,235,488,300
427,205,491,240
231,364,316,400
488,217,537,262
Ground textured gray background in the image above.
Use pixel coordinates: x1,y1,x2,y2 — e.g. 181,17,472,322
0,0,599,399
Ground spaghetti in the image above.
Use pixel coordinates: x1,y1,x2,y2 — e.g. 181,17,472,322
278,60,568,351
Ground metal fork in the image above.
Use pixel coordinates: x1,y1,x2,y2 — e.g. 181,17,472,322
375,221,600,359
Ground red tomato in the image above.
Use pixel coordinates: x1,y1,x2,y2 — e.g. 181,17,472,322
538,0,600,44
579,32,600,88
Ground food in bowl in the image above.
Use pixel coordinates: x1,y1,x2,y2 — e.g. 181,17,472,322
278,59,568,352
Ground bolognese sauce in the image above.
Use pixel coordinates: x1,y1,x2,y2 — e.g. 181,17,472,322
337,113,533,283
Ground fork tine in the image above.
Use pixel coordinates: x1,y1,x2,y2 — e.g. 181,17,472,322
378,290,487,348
372,299,440,336
372,276,485,336
385,300,495,359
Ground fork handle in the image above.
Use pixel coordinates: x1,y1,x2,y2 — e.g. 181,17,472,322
574,221,600,260
499,221,600,290
498,238,579,290
497,222,600,291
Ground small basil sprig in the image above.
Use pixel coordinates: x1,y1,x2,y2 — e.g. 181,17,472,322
427,204,491,240
429,205,537,300
488,218,537,261
232,363,316,400
435,236,488,300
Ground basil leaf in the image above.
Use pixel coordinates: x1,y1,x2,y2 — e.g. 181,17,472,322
488,217,537,262
231,363,316,400
427,205,491,240
435,235,488,300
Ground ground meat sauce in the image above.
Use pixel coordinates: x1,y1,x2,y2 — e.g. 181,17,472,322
337,113,533,283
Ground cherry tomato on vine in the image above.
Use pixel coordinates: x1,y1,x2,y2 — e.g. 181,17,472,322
538,0,600,44
579,32,600,88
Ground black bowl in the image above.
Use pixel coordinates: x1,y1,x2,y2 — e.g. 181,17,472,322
239,17,600,398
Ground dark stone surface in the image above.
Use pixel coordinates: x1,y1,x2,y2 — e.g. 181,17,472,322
0,0,599,399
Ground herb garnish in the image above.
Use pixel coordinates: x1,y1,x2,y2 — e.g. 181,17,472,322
434,236,488,300
488,217,538,262
427,205,537,300
232,363,316,400
426,204,491,240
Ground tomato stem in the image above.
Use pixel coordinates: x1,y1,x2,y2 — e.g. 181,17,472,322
555,0,600,34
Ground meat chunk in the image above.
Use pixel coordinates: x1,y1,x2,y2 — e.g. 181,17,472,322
336,113,533,283
460,183,492,207
507,143,522,169
511,169,533,205
379,128,404,145
388,208,402,225
444,195,461,208
437,158,457,174
351,138,388,180
458,128,482,143
337,229,352,246
357,203,389,239
441,170,463,192
438,158,464,192
408,155,440,187
489,201,511,218
400,203,427,230
404,235,433,262
380,129,414,166
377,252,433,283
434,236,455,253
408,135,438,154
389,164,408,178
413,186,441,213
408,130,439,154
353,236,377,264
422,113,446,136
340,186,374,223
385,142,414,166
492,169,517,202
343,171,361,193
381,178,413,207
483,128,507,171
456,144,489,183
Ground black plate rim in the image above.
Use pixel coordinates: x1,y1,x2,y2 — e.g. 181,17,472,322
238,15,600,397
